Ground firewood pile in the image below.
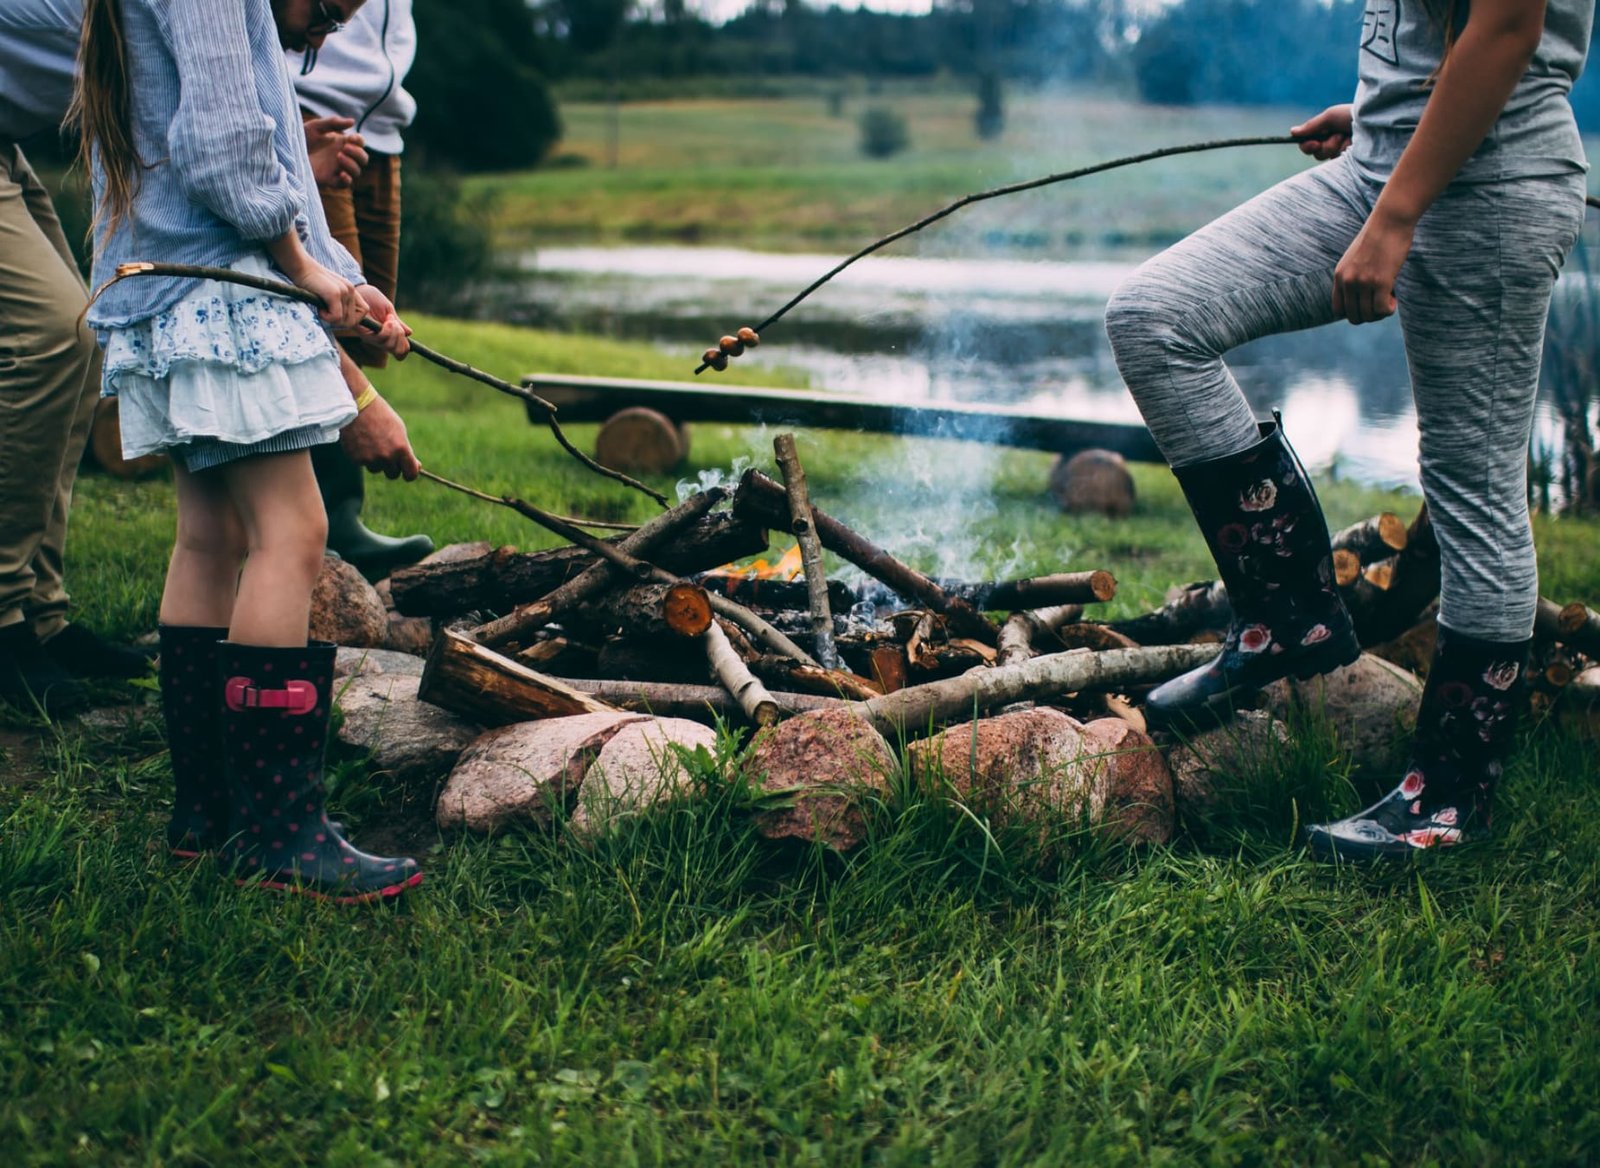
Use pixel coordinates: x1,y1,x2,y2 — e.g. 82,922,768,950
327,440,1600,852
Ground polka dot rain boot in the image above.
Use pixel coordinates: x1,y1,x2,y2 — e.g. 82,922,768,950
159,625,230,860
1305,625,1529,861
218,640,422,903
1144,421,1360,731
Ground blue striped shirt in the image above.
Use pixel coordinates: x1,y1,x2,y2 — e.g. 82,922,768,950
87,0,363,331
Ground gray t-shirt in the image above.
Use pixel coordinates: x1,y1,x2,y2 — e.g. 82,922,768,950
1352,0,1594,182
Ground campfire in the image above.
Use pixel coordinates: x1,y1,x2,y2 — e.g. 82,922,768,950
369,437,1600,850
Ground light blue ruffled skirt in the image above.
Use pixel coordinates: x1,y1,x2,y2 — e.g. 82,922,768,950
102,254,356,470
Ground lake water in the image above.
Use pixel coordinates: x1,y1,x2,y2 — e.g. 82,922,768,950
474,243,1591,493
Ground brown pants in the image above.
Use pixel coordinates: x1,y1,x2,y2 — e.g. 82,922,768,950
318,150,402,369
0,144,100,638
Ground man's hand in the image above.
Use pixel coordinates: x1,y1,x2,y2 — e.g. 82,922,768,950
355,284,411,358
340,395,422,481
304,115,369,189
1291,104,1354,161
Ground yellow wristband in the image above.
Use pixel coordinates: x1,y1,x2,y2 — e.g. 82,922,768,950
354,384,380,413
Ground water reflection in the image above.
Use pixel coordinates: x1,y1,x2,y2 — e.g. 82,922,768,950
477,244,1581,491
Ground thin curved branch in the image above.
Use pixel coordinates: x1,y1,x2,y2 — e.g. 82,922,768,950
694,134,1303,373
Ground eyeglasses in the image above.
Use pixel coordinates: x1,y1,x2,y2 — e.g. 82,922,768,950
309,0,345,34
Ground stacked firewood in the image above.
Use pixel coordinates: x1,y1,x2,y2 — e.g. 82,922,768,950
373,443,1600,849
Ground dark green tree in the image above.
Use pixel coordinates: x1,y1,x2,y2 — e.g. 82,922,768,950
408,0,561,171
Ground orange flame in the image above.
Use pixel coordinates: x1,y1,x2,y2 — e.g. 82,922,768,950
711,544,804,592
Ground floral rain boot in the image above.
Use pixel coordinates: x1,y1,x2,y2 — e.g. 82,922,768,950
1145,422,1360,730
1305,626,1528,861
218,640,422,904
159,625,230,859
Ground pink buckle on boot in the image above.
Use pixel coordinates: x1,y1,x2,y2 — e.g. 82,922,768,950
225,676,317,715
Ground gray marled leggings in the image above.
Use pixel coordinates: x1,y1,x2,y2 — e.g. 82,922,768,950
1104,152,1587,640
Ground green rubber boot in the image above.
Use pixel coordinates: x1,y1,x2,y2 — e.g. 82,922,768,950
311,442,433,582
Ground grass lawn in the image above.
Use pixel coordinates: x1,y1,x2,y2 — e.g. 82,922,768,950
3,314,1600,1164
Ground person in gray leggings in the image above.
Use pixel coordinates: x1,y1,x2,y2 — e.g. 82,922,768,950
1104,0,1592,860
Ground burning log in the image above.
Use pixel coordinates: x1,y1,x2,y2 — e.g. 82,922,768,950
392,515,767,620
579,581,713,641
419,628,617,727
849,643,1216,738
692,574,857,613
705,621,779,727
733,469,996,644
773,433,841,669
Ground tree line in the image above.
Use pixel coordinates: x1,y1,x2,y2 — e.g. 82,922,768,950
412,0,1600,171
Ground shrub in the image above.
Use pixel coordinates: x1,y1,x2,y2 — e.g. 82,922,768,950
857,105,909,159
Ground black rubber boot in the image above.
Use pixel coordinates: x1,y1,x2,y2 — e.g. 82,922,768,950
1305,626,1527,861
312,442,433,581
40,622,155,679
218,640,422,903
0,622,90,717
159,625,230,859
1145,422,1360,730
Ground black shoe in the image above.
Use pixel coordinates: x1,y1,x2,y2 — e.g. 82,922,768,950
0,623,91,717
1144,422,1360,730
41,622,155,679
1305,626,1526,862
312,441,433,581
217,640,422,904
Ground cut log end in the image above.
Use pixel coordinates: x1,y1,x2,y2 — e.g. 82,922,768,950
594,406,688,474
1333,548,1361,587
662,582,714,637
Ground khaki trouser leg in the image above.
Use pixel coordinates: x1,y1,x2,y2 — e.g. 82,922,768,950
0,144,99,637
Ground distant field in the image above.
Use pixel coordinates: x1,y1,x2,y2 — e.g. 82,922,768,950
469,92,1321,257
470,89,1600,260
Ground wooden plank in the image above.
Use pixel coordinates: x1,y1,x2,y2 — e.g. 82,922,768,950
522,373,1166,464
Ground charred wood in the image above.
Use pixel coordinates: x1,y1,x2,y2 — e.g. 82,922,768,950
773,433,841,669
1106,580,1231,645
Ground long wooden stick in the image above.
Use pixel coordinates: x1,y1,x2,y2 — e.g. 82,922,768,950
694,134,1303,373
102,261,668,506
773,433,840,669
848,643,1216,738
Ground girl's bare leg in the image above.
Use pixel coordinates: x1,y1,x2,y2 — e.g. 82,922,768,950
159,463,247,629
218,450,329,647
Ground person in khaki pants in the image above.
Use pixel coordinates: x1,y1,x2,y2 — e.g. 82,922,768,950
0,0,149,715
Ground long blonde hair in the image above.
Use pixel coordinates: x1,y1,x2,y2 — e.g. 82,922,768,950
67,0,142,233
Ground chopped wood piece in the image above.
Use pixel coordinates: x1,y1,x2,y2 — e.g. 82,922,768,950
1558,601,1600,657
595,406,687,474
580,581,713,640
1053,623,1140,653
1362,559,1396,591
1333,548,1361,587
942,571,1116,609
1331,512,1408,562
1347,504,1441,647
1108,580,1231,646
419,628,617,727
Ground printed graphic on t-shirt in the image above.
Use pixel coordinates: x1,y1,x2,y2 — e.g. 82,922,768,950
1362,0,1400,65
